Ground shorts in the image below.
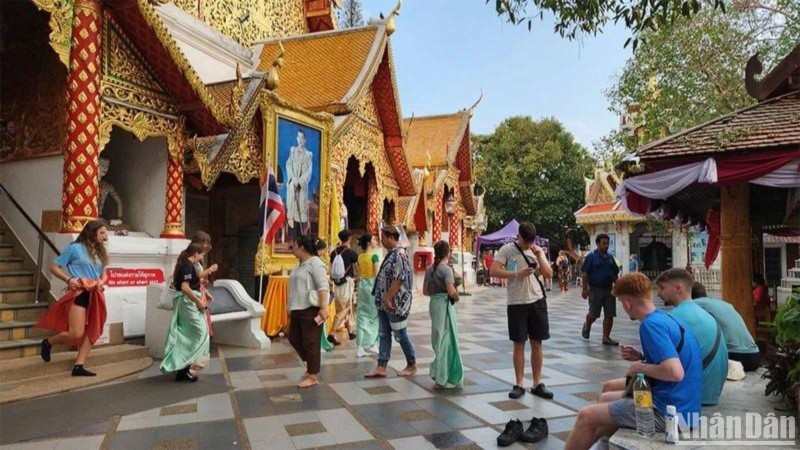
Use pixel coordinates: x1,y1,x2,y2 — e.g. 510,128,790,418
507,300,550,342
74,291,91,308
588,287,616,319
609,398,666,432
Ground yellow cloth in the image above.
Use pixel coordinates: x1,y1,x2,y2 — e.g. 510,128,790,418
358,251,379,278
261,276,289,337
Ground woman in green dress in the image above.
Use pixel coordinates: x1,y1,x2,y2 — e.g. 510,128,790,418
355,233,380,358
160,243,209,382
423,240,463,388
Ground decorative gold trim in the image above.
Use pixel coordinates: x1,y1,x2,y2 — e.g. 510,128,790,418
99,101,179,152
31,0,73,67
256,90,335,275
160,222,185,237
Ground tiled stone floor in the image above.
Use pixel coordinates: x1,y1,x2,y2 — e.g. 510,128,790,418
2,286,644,449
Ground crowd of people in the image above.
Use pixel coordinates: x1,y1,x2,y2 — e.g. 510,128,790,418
35,219,766,449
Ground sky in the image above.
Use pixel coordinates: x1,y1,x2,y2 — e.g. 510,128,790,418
362,0,633,151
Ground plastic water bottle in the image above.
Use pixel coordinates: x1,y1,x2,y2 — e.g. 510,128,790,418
633,373,655,438
665,405,680,444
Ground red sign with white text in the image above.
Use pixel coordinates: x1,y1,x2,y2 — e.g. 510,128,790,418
106,268,165,287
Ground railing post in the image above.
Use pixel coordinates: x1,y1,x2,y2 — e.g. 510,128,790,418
34,238,44,303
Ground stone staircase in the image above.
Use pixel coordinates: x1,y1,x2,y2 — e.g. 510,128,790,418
777,257,800,307
0,227,50,360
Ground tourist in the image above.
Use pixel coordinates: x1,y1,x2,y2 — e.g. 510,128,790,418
287,235,330,388
490,221,554,400
752,273,770,320
655,268,727,406
628,254,639,273
365,224,416,378
355,233,380,358
556,250,570,292
564,273,702,450
38,220,109,377
482,249,494,286
423,240,464,388
328,229,359,346
190,231,217,346
692,282,761,372
160,243,210,382
580,234,620,346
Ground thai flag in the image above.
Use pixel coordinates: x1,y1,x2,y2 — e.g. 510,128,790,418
259,165,285,244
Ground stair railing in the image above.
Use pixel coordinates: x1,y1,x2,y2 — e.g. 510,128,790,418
0,183,60,303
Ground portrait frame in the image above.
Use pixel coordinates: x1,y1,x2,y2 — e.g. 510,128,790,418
259,91,334,273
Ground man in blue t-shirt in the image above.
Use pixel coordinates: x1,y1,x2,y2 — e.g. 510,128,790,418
692,281,761,372
656,269,727,406
565,273,702,450
580,234,621,346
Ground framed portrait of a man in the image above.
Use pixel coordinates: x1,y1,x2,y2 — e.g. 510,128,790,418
260,92,333,270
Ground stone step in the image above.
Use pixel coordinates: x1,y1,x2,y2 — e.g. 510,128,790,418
0,344,150,383
0,302,49,323
0,257,24,271
0,320,47,341
0,271,35,288
0,355,153,404
0,244,13,257
0,286,36,304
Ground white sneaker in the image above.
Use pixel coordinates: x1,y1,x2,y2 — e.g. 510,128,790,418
367,344,379,354
356,346,369,358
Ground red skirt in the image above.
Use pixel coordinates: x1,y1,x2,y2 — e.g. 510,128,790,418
35,280,107,346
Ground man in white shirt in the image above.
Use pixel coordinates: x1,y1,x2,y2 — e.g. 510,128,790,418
491,222,554,400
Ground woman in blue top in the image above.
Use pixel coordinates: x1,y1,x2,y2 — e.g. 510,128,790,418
40,220,109,376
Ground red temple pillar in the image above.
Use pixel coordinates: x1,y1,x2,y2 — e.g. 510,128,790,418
161,137,185,238
60,0,103,233
432,189,443,243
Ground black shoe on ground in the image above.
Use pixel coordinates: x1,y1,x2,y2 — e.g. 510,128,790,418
530,383,554,399
40,339,52,362
175,368,198,382
327,335,341,346
497,419,524,447
520,417,549,443
71,365,96,377
602,338,619,346
348,332,357,341
508,385,525,399
581,323,590,339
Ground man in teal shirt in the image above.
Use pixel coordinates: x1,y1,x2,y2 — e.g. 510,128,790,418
692,282,760,371
656,269,728,406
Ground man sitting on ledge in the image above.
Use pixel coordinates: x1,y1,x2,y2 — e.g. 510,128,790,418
565,273,702,450
692,281,761,372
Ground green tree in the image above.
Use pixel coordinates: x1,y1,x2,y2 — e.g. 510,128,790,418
473,117,594,246
338,0,365,29
603,2,799,147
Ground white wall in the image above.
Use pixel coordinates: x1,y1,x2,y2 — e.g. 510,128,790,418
0,155,63,275
103,130,167,237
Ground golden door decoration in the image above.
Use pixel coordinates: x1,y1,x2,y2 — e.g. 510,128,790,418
255,92,334,275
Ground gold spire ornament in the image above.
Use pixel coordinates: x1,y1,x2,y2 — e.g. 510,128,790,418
385,0,402,36
467,90,483,118
266,41,285,91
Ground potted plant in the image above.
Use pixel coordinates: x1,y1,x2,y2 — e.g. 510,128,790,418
763,290,800,414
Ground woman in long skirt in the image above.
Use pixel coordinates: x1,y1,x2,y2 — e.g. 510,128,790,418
38,220,109,376
288,236,330,388
556,250,570,292
423,241,463,388
355,233,380,357
160,243,209,382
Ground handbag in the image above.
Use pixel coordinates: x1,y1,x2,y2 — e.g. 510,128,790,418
157,282,177,311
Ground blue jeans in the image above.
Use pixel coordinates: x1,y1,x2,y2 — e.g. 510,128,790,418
377,309,416,367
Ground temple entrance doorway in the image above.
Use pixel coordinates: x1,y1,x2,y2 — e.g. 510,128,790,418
99,127,168,237
342,156,370,233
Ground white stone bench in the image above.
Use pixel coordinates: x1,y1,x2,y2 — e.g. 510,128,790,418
145,279,270,359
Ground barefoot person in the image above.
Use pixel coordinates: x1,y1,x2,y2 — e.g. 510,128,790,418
160,243,210,382
365,224,416,378
355,233,380,358
424,240,464,388
38,220,109,376
287,236,330,388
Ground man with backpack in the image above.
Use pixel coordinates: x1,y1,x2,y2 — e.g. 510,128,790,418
328,229,359,345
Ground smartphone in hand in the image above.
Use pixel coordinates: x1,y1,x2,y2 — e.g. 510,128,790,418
314,314,324,325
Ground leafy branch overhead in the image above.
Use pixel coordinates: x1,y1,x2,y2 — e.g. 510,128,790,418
492,0,729,48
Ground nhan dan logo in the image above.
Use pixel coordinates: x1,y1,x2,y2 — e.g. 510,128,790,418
678,412,796,446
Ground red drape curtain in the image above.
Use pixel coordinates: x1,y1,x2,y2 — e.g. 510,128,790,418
704,208,721,269
715,149,799,185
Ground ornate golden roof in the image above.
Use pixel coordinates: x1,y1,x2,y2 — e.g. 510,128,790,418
403,113,469,167
255,26,382,113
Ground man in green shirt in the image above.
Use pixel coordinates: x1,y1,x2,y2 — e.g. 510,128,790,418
692,282,761,372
